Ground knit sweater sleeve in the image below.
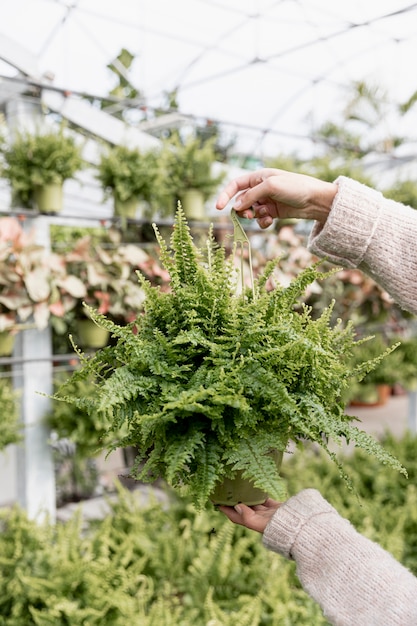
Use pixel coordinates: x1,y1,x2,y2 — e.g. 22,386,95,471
308,176,417,315
262,489,417,626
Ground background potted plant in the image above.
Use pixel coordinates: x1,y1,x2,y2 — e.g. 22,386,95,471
160,133,225,220
345,332,417,405
0,126,84,212
54,208,405,509
56,229,149,348
0,217,63,354
96,144,163,219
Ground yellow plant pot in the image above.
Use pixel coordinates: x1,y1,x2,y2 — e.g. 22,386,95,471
210,450,284,506
34,183,63,214
0,331,15,356
114,195,138,219
179,189,206,221
77,319,109,349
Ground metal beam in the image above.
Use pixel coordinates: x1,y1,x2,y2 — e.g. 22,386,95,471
0,33,40,78
43,91,161,149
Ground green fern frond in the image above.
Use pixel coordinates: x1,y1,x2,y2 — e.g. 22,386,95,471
225,437,288,501
165,431,205,485
352,341,401,382
50,392,97,414
151,222,175,282
189,520,235,580
188,443,224,509
343,423,408,477
169,204,200,286
97,367,155,412
204,586,263,625
205,222,217,271
256,257,282,291
278,262,340,310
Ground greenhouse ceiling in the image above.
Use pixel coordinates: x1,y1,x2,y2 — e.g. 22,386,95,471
1,0,417,160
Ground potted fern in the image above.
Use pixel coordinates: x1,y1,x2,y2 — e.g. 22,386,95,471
0,127,84,212
160,134,225,220
54,208,405,509
97,144,162,219
0,216,64,349
55,231,148,348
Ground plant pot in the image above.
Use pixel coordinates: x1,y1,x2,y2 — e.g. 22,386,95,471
350,383,392,407
0,331,15,356
76,319,109,349
34,183,63,213
179,189,206,221
114,195,138,219
210,450,284,506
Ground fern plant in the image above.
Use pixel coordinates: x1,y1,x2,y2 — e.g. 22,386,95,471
96,144,165,217
160,134,225,201
55,207,405,509
0,127,84,207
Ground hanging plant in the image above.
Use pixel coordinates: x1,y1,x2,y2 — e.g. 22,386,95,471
54,208,406,509
96,144,163,217
160,134,225,205
0,126,84,209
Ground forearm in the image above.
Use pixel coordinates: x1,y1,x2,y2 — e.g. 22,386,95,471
263,489,417,626
308,176,417,315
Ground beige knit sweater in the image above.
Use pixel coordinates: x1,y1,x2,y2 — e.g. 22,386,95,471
262,177,417,625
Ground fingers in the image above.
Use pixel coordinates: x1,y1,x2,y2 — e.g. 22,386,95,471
218,501,280,533
215,189,235,211
215,169,278,211
256,214,274,229
221,503,265,533
251,498,279,510
215,174,255,210
239,204,273,229
218,505,245,525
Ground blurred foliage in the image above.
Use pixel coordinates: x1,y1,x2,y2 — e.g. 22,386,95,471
0,378,21,450
384,180,417,210
1,432,417,624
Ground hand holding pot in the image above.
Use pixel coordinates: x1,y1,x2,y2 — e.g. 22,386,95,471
215,168,337,229
219,498,281,533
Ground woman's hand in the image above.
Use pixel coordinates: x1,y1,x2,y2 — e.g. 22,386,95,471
216,168,337,229
218,498,282,533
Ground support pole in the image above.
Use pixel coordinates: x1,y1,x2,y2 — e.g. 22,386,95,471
13,216,56,522
408,391,417,434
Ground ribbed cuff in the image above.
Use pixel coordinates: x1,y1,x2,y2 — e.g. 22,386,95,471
308,176,383,267
262,489,336,559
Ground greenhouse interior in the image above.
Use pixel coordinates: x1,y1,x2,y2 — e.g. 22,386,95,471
1,2,417,624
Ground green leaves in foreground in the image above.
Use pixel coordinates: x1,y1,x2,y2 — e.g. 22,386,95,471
2,432,417,625
55,207,406,508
